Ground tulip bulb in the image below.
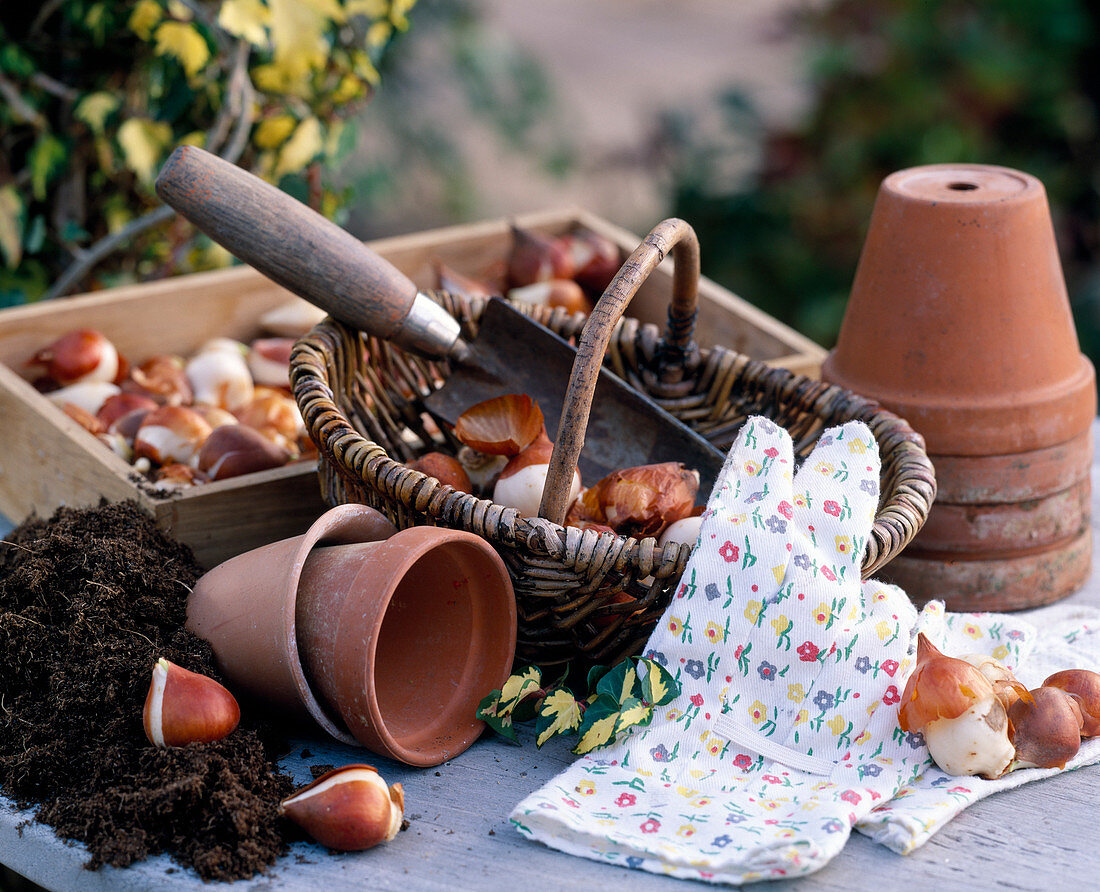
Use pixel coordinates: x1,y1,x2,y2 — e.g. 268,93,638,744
247,337,295,389
559,228,621,293
493,431,580,517
408,452,473,493
567,462,699,539
507,224,574,287
455,446,508,493
434,260,501,299
198,424,290,480
961,652,1030,712
125,354,193,405
1009,686,1084,769
46,381,121,417
280,764,404,851
133,405,213,467
657,514,704,549
143,658,240,747
1043,669,1100,737
30,328,120,385
186,340,254,411
259,299,328,337
898,633,1014,778
506,280,592,315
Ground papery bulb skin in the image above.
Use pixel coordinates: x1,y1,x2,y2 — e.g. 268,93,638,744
143,658,240,747
454,393,545,456
30,329,120,385
1043,669,1100,737
279,765,404,851
1009,686,1084,769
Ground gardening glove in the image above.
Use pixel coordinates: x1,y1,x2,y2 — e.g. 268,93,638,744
856,599,1100,854
510,416,928,884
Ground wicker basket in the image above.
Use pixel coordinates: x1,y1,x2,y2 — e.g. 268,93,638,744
291,219,936,669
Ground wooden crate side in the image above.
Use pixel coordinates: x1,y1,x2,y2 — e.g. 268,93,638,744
0,362,142,523
149,462,327,569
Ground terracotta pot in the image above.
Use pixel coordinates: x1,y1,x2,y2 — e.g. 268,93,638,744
187,505,517,765
823,163,1095,457
822,164,1097,609
294,526,516,767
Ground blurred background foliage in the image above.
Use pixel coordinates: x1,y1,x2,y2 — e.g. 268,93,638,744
664,0,1100,360
0,0,416,307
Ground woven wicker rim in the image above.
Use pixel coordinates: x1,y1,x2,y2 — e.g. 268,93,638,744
291,316,936,580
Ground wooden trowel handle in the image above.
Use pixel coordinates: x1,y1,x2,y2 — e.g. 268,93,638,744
156,146,420,344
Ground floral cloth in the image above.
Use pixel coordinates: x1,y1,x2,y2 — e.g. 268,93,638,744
855,600,1100,853
510,417,930,883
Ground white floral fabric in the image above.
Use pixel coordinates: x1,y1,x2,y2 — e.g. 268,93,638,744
510,417,930,883
855,600,1100,853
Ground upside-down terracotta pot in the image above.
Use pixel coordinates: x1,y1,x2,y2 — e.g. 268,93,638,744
822,163,1097,609
186,505,517,766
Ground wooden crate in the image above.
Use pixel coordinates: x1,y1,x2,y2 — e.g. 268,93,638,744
0,208,824,569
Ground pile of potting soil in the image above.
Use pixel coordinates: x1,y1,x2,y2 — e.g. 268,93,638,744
0,501,296,880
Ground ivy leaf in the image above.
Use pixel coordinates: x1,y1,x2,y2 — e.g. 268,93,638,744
117,118,173,185
475,689,518,744
638,658,678,707
218,0,271,46
573,695,621,755
254,115,297,150
74,92,120,136
497,665,541,714
28,135,66,201
585,663,608,693
534,689,582,747
128,0,163,41
274,116,323,178
153,22,212,78
614,696,652,734
0,186,24,269
595,659,637,708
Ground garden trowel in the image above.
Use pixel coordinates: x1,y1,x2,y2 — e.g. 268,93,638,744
155,146,723,500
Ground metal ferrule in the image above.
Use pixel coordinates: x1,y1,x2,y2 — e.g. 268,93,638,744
393,293,464,358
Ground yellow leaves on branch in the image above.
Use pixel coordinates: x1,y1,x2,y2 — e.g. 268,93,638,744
218,0,271,46
0,186,24,269
153,22,211,78
273,117,323,179
117,118,173,184
74,93,121,136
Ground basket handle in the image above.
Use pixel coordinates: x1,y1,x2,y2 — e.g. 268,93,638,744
537,218,701,525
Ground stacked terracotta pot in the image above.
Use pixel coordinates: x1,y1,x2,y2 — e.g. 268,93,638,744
823,164,1096,610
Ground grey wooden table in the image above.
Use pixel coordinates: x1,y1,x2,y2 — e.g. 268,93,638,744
3,423,1099,891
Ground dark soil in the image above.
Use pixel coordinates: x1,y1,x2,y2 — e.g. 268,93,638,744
0,501,296,881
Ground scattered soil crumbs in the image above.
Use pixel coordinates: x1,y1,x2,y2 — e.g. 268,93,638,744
0,501,296,881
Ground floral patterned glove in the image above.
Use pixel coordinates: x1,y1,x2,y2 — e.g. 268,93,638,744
510,417,927,884
856,600,1100,853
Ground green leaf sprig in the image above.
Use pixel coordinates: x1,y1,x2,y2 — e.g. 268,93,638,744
476,657,678,755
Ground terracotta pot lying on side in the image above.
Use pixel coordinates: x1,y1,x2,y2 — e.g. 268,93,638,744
186,504,517,767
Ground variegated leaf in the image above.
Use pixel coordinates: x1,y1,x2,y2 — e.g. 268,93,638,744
614,696,652,734
498,665,541,713
534,689,582,747
638,657,678,707
573,700,620,755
